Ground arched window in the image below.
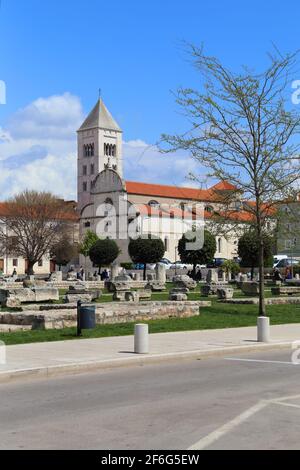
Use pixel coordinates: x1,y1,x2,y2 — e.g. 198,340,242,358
218,237,222,253
148,200,160,208
104,197,113,206
205,205,213,213
180,202,185,211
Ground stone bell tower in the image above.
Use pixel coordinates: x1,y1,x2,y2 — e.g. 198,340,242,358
77,98,123,210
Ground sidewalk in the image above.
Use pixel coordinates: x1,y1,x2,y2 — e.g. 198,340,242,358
1,324,300,383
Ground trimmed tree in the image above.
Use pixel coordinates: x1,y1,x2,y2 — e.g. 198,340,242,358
51,233,78,271
79,230,99,257
178,229,216,277
128,236,165,280
222,259,240,280
238,230,274,280
89,239,120,274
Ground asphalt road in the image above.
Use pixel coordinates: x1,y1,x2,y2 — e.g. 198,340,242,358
1,349,300,450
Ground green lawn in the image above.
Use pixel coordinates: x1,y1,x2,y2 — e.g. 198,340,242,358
1,300,300,346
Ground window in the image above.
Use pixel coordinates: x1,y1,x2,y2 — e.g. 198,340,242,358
148,200,160,208
104,143,116,157
217,237,222,253
13,259,18,267
205,206,213,213
90,164,95,175
164,237,169,251
285,240,292,249
83,165,87,176
38,259,43,267
83,182,87,192
84,143,94,157
84,221,91,228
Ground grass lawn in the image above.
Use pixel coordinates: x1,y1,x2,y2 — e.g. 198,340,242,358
1,299,300,346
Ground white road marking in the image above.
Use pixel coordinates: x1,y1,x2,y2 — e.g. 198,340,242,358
225,357,298,365
188,393,300,450
273,401,300,410
188,400,268,450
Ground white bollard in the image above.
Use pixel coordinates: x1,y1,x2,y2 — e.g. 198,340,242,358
257,316,270,343
134,324,149,354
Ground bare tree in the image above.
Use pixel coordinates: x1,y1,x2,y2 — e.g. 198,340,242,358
0,190,76,275
162,47,300,316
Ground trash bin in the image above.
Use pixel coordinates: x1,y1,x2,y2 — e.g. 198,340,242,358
77,301,96,335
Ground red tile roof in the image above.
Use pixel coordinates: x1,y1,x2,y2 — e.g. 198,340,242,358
126,180,238,201
210,181,238,191
126,181,216,201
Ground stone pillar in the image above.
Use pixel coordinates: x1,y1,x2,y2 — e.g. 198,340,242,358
221,271,227,283
111,263,120,281
156,264,166,284
135,272,141,281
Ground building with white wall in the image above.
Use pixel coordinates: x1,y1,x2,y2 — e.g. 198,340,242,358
78,99,253,265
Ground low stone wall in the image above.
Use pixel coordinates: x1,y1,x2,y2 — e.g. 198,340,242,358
0,280,149,290
221,297,300,305
0,301,205,330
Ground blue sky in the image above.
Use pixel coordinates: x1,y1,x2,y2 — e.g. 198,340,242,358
0,0,299,199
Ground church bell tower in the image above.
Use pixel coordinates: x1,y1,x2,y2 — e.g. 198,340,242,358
77,99,123,210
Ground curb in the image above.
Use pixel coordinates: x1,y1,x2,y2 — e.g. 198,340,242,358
0,340,295,384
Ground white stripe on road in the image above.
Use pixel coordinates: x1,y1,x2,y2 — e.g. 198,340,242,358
188,400,267,450
225,357,298,365
188,393,300,450
273,401,300,410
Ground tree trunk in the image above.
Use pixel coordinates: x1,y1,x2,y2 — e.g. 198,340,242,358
192,264,196,279
143,264,147,281
27,261,35,276
251,266,254,280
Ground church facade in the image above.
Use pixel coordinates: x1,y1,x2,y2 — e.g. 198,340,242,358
78,99,245,264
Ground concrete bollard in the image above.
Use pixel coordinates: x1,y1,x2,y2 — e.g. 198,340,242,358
257,316,270,343
134,324,149,354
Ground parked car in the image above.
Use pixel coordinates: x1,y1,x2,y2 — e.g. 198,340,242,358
273,254,288,267
158,258,172,268
170,261,192,270
207,258,227,268
274,258,300,269
133,263,156,270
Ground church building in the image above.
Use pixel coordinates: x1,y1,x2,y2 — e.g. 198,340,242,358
78,99,246,264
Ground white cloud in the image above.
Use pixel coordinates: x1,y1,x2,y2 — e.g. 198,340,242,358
123,139,199,187
8,93,83,140
0,95,204,201
0,93,82,200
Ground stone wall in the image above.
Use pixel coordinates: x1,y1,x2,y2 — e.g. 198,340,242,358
0,301,203,330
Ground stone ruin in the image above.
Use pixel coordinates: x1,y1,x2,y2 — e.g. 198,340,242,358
0,286,59,308
216,287,234,300
173,274,197,290
169,287,189,301
145,281,166,292
49,271,63,282
240,281,260,296
64,283,101,303
108,280,151,302
201,269,228,297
